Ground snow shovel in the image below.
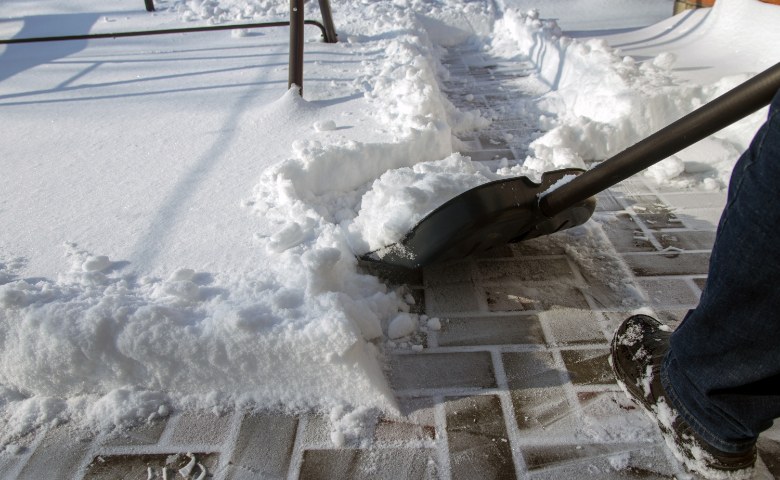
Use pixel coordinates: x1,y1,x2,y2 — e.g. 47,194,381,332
363,61,780,269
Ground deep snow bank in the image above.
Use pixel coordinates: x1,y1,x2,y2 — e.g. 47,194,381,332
498,0,673,31
602,0,780,83
0,242,396,423
0,0,494,445
491,1,778,188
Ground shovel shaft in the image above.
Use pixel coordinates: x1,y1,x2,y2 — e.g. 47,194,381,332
539,62,780,218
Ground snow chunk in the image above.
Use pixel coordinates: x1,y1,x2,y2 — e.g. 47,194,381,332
4,443,24,455
347,154,499,253
608,452,631,471
328,405,377,448
314,120,337,132
426,317,441,331
82,255,112,272
387,313,416,339
651,52,677,70
646,157,685,184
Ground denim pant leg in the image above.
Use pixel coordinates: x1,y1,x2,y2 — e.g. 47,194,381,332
661,88,780,454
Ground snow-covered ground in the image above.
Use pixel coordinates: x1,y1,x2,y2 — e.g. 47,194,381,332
1,0,778,446
502,0,674,32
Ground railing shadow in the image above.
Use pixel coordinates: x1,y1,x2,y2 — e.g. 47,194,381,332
0,13,102,83
610,9,709,51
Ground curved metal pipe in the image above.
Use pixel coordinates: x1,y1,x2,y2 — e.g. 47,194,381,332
0,20,331,45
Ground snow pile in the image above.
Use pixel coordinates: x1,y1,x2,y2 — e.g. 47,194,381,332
246,2,494,250
497,0,674,31
0,241,398,438
172,0,289,23
0,0,498,445
490,3,778,187
346,154,500,253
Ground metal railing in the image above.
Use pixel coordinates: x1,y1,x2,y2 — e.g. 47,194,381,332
1,0,338,95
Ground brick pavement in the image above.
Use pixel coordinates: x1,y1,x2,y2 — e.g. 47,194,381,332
2,43,779,480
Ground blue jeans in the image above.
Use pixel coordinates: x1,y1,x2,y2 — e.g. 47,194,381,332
661,88,780,454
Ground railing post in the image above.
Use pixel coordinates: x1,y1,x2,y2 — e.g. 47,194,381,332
289,0,305,95
317,0,338,43
144,0,155,12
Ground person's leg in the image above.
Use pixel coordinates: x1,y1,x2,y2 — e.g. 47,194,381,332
611,88,780,478
662,87,780,453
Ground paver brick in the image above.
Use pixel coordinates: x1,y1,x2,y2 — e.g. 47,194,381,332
636,277,701,307
17,424,93,480
636,212,684,230
298,448,437,480
579,273,643,311
100,419,167,446
485,284,590,311
523,444,675,478
623,252,711,276
660,192,727,210
677,208,723,230
423,260,475,287
169,411,232,446
509,238,567,256
83,452,219,480
445,395,516,480
437,314,545,347
477,257,573,283
426,284,481,314
560,349,615,385
596,213,656,253
375,397,436,444
226,412,298,479
301,414,332,446
594,191,624,212
389,352,496,391
503,352,575,434
541,309,606,346
654,230,715,250
621,196,669,214
576,391,656,443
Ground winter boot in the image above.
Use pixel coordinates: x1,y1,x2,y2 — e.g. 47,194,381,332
610,314,756,479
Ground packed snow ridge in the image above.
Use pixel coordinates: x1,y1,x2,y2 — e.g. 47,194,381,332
1,0,779,445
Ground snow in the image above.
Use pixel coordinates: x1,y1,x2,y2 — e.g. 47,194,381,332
500,0,674,32
426,317,441,331
387,313,416,340
346,153,499,253
1,0,779,447
490,1,779,186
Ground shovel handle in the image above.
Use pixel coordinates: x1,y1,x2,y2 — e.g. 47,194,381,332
539,61,780,218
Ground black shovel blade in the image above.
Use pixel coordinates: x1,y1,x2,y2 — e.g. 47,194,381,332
361,168,596,269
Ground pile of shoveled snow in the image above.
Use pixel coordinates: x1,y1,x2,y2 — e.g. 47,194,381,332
489,2,778,188
0,0,494,445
